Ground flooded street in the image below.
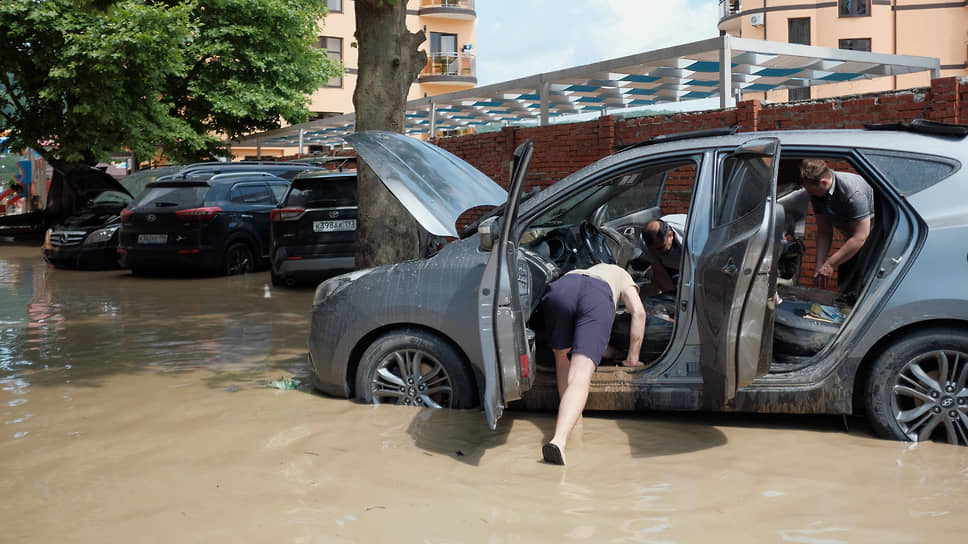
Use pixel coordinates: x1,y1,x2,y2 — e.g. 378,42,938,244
2,242,966,543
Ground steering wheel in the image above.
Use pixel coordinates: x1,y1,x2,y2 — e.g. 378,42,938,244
580,221,616,265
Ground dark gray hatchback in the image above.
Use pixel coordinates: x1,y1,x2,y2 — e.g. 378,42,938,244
118,172,290,276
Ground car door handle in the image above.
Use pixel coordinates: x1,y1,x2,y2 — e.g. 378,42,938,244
722,259,738,278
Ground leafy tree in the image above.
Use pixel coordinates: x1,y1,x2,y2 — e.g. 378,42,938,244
0,0,340,169
352,0,429,267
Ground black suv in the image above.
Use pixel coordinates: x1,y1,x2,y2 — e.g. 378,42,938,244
119,172,290,276
269,171,357,286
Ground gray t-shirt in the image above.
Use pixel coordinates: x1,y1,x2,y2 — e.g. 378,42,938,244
809,171,874,237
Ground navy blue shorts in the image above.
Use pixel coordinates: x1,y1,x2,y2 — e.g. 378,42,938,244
540,274,615,366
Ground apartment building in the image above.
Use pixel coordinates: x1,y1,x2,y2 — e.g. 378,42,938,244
718,0,967,102
233,0,476,158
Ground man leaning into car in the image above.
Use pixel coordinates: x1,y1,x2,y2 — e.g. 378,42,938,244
539,263,646,466
799,159,874,302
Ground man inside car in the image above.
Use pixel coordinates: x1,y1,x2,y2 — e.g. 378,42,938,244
640,214,686,295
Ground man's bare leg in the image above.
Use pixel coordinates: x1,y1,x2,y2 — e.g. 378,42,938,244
549,352,596,456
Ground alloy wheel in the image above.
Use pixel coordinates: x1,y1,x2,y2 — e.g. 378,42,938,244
368,348,454,408
225,244,253,275
892,349,968,445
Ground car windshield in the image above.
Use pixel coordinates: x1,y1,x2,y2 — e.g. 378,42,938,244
284,178,357,208
91,190,133,206
133,185,210,208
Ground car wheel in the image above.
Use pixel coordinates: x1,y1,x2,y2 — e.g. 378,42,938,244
223,242,254,276
865,328,968,445
355,329,477,409
270,268,285,287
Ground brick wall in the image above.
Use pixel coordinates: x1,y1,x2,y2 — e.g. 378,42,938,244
437,77,966,192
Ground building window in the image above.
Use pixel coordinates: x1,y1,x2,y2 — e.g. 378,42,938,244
839,38,871,52
326,0,342,13
839,0,869,17
317,36,343,88
788,18,811,101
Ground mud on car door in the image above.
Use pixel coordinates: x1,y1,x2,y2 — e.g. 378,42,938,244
478,141,536,429
694,138,781,409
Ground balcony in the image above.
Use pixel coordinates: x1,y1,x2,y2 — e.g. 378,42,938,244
418,52,477,86
718,0,741,21
717,0,743,35
418,0,476,20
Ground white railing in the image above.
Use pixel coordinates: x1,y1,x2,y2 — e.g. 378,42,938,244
423,52,476,78
420,0,475,9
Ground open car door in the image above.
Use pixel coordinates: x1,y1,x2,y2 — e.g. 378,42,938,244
694,138,781,409
478,141,535,429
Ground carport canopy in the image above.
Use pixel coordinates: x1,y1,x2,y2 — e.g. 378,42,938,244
232,35,941,153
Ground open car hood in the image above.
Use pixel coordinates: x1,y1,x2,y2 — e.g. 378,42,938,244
67,167,132,200
0,166,129,234
345,131,507,237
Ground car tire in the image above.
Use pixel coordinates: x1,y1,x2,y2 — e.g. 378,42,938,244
270,268,285,287
865,328,968,446
355,329,478,409
223,242,254,276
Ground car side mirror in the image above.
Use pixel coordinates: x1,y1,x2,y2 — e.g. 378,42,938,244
478,216,500,251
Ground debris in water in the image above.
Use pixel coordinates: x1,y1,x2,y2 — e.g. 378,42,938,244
267,377,301,390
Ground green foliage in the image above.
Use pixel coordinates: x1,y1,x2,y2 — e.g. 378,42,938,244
0,0,340,165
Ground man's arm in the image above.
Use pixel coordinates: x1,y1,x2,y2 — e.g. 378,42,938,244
821,216,871,273
814,213,833,280
620,286,646,367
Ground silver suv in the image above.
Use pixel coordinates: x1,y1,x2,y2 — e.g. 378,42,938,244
308,122,968,446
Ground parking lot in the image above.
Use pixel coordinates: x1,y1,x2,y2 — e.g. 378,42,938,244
2,242,966,542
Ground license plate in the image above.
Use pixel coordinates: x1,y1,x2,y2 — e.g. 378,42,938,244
314,219,356,232
138,234,168,244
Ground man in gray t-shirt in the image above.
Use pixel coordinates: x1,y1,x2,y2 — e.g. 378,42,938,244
799,159,874,300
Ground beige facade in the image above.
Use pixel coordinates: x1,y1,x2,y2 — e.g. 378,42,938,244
234,0,476,158
718,0,967,102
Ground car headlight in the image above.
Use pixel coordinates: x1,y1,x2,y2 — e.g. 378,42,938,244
313,268,372,307
83,226,119,245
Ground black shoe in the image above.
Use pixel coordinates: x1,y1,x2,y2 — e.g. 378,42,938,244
542,442,565,465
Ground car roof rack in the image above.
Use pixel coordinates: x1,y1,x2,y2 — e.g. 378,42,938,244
206,172,285,182
182,160,312,169
614,125,741,153
864,119,968,138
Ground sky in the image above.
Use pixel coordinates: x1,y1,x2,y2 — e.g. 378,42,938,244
473,0,721,86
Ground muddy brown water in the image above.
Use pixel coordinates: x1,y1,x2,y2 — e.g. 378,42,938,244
1,242,966,543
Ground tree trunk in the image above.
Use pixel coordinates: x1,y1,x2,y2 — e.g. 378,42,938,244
352,0,427,268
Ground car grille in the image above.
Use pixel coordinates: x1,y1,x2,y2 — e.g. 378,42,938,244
50,230,88,247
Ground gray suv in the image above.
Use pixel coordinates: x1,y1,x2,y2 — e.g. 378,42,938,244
308,123,968,446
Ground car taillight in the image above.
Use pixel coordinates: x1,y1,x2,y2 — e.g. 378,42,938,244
120,209,133,223
175,207,222,221
270,208,305,222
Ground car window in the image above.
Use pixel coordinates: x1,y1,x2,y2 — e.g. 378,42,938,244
859,150,959,196
133,185,209,208
716,152,774,227
229,183,274,205
268,183,288,202
601,160,698,222
284,178,357,208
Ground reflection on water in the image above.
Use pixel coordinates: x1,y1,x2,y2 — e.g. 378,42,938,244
1,243,967,542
